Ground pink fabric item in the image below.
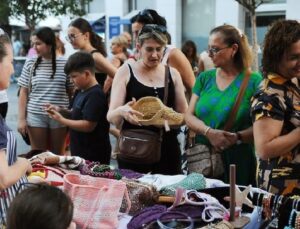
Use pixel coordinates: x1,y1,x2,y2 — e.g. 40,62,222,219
63,174,131,229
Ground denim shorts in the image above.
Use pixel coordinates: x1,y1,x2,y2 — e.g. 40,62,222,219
27,112,66,129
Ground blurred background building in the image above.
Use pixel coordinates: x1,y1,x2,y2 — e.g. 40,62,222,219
8,0,300,74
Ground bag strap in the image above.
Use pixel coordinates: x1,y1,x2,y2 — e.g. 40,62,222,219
223,69,251,131
187,70,251,146
163,66,169,105
162,66,170,131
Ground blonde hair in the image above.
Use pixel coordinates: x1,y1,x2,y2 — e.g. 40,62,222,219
111,35,128,49
138,31,168,46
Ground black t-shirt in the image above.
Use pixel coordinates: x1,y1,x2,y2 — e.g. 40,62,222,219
70,85,111,163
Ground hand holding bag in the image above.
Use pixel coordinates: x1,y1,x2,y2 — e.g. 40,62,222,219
63,174,131,229
118,66,170,164
186,70,251,178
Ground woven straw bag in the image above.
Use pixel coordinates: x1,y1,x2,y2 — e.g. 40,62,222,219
63,174,131,229
132,96,184,127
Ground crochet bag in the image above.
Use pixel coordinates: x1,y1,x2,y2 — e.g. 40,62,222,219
185,144,224,178
63,174,131,229
132,96,184,127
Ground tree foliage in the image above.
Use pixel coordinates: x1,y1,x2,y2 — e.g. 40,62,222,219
235,0,273,71
9,0,92,31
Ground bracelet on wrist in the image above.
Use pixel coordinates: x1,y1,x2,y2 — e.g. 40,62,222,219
203,126,211,136
236,132,242,145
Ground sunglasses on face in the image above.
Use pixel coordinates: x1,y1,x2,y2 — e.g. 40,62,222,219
207,46,230,56
65,33,83,43
139,9,154,23
139,24,167,36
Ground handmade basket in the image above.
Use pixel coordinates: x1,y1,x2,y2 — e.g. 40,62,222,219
132,96,184,126
63,174,131,229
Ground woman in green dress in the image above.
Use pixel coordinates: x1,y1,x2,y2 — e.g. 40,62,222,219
185,25,262,185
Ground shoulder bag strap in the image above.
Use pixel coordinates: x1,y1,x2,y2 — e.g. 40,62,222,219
163,65,169,105
161,66,170,132
223,69,251,131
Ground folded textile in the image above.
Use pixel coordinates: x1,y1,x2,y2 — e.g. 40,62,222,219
160,173,206,196
29,151,85,169
138,174,186,190
115,169,144,179
80,162,122,180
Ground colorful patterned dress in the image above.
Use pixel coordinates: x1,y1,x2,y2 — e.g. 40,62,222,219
251,73,300,195
193,69,262,185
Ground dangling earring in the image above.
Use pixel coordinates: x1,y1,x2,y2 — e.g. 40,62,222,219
231,52,235,59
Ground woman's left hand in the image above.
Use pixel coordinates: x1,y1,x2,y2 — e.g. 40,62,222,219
224,132,238,147
207,129,233,152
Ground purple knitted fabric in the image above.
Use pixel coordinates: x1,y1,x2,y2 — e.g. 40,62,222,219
127,205,166,229
127,204,204,229
116,169,144,179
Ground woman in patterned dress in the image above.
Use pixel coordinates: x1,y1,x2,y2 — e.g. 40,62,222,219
185,25,262,185
0,29,31,226
252,20,300,195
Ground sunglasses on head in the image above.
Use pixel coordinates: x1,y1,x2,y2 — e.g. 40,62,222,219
139,9,154,23
139,24,167,36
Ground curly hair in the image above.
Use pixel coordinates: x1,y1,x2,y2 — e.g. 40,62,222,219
210,24,252,71
262,19,300,77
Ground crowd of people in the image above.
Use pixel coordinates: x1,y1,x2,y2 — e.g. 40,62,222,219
0,8,299,228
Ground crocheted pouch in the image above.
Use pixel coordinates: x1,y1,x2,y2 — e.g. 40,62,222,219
132,96,184,127
120,178,159,215
63,174,131,229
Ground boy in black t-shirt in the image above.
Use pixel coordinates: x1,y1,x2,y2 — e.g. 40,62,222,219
45,51,111,164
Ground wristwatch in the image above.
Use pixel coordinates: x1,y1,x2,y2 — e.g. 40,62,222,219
236,132,242,145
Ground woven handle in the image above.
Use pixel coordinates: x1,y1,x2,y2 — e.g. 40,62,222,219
123,186,131,214
82,185,108,229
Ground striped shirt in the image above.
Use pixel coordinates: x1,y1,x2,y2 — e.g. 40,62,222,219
0,117,27,225
18,57,73,115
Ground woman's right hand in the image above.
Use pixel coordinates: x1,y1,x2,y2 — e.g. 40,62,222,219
17,157,32,175
119,99,143,126
17,119,28,137
206,129,233,152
